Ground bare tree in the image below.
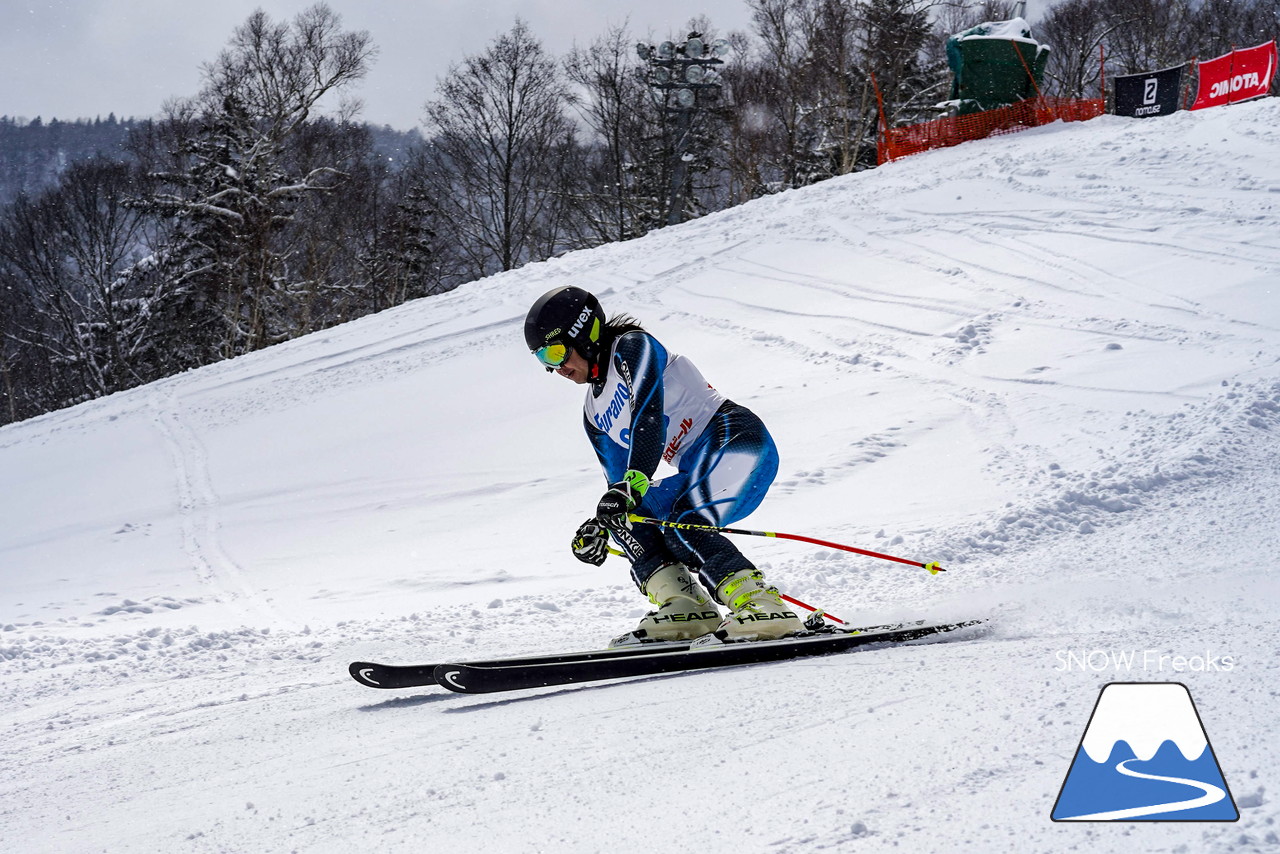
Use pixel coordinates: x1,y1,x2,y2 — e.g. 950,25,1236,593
1038,0,1115,98
1103,0,1196,73
810,0,884,176
743,0,827,189
423,20,574,278
564,24,655,245
0,160,163,403
198,4,376,137
0,291,22,422
720,37,783,202
735,0,937,189
1188,0,1278,59
858,0,940,127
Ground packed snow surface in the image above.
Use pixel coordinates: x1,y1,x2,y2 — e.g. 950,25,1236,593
4,100,1280,853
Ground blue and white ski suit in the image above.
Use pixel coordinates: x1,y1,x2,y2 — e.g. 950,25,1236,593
584,330,780,592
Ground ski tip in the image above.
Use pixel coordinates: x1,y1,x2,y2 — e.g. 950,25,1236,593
434,665,470,693
349,661,384,687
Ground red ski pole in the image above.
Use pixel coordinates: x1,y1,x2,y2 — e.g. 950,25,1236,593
777,593,847,625
627,514,945,575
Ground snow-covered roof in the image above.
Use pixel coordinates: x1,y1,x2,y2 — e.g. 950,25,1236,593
951,16,1044,48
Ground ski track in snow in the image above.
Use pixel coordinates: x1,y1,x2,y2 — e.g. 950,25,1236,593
148,387,291,628
2,101,1280,853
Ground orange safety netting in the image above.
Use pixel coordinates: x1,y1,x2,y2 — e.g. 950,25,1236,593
879,97,1105,164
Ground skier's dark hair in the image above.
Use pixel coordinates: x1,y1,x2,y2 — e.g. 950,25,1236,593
604,313,645,337
597,314,646,356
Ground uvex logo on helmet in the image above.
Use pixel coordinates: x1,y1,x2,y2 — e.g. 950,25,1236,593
569,306,593,339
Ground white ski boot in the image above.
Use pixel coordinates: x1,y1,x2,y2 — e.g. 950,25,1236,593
714,569,807,641
616,563,721,645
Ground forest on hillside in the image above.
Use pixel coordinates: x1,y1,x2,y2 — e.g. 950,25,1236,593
1,0,1276,425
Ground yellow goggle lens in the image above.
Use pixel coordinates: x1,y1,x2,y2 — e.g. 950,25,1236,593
535,342,569,368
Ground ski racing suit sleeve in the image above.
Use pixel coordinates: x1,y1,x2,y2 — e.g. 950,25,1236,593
584,331,668,485
612,331,667,481
584,411,626,484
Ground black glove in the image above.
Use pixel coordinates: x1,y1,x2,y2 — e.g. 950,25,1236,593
595,484,636,523
595,470,649,530
571,518,609,566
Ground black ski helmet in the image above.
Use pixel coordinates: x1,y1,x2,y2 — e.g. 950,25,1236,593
524,286,605,362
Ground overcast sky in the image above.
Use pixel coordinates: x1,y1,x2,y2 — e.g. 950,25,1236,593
2,0,1059,131
2,0,763,130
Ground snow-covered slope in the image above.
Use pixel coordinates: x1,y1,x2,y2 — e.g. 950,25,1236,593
3,100,1279,853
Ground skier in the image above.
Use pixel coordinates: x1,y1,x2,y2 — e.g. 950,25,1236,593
524,286,807,643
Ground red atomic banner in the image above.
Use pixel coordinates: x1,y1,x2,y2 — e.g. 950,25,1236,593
1190,41,1277,110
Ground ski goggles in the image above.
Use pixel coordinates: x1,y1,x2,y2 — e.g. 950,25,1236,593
534,342,570,369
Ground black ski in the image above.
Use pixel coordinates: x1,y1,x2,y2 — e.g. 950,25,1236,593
431,619,985,694
349,638,692,689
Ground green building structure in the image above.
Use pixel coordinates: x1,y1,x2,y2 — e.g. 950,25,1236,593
942,18,1050,117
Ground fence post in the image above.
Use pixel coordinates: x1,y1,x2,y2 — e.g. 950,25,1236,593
871,71,890,164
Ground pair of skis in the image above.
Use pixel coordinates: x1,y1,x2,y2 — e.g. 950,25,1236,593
349,618,985,695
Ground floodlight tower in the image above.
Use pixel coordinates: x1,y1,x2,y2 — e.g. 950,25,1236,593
636,33,730,226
